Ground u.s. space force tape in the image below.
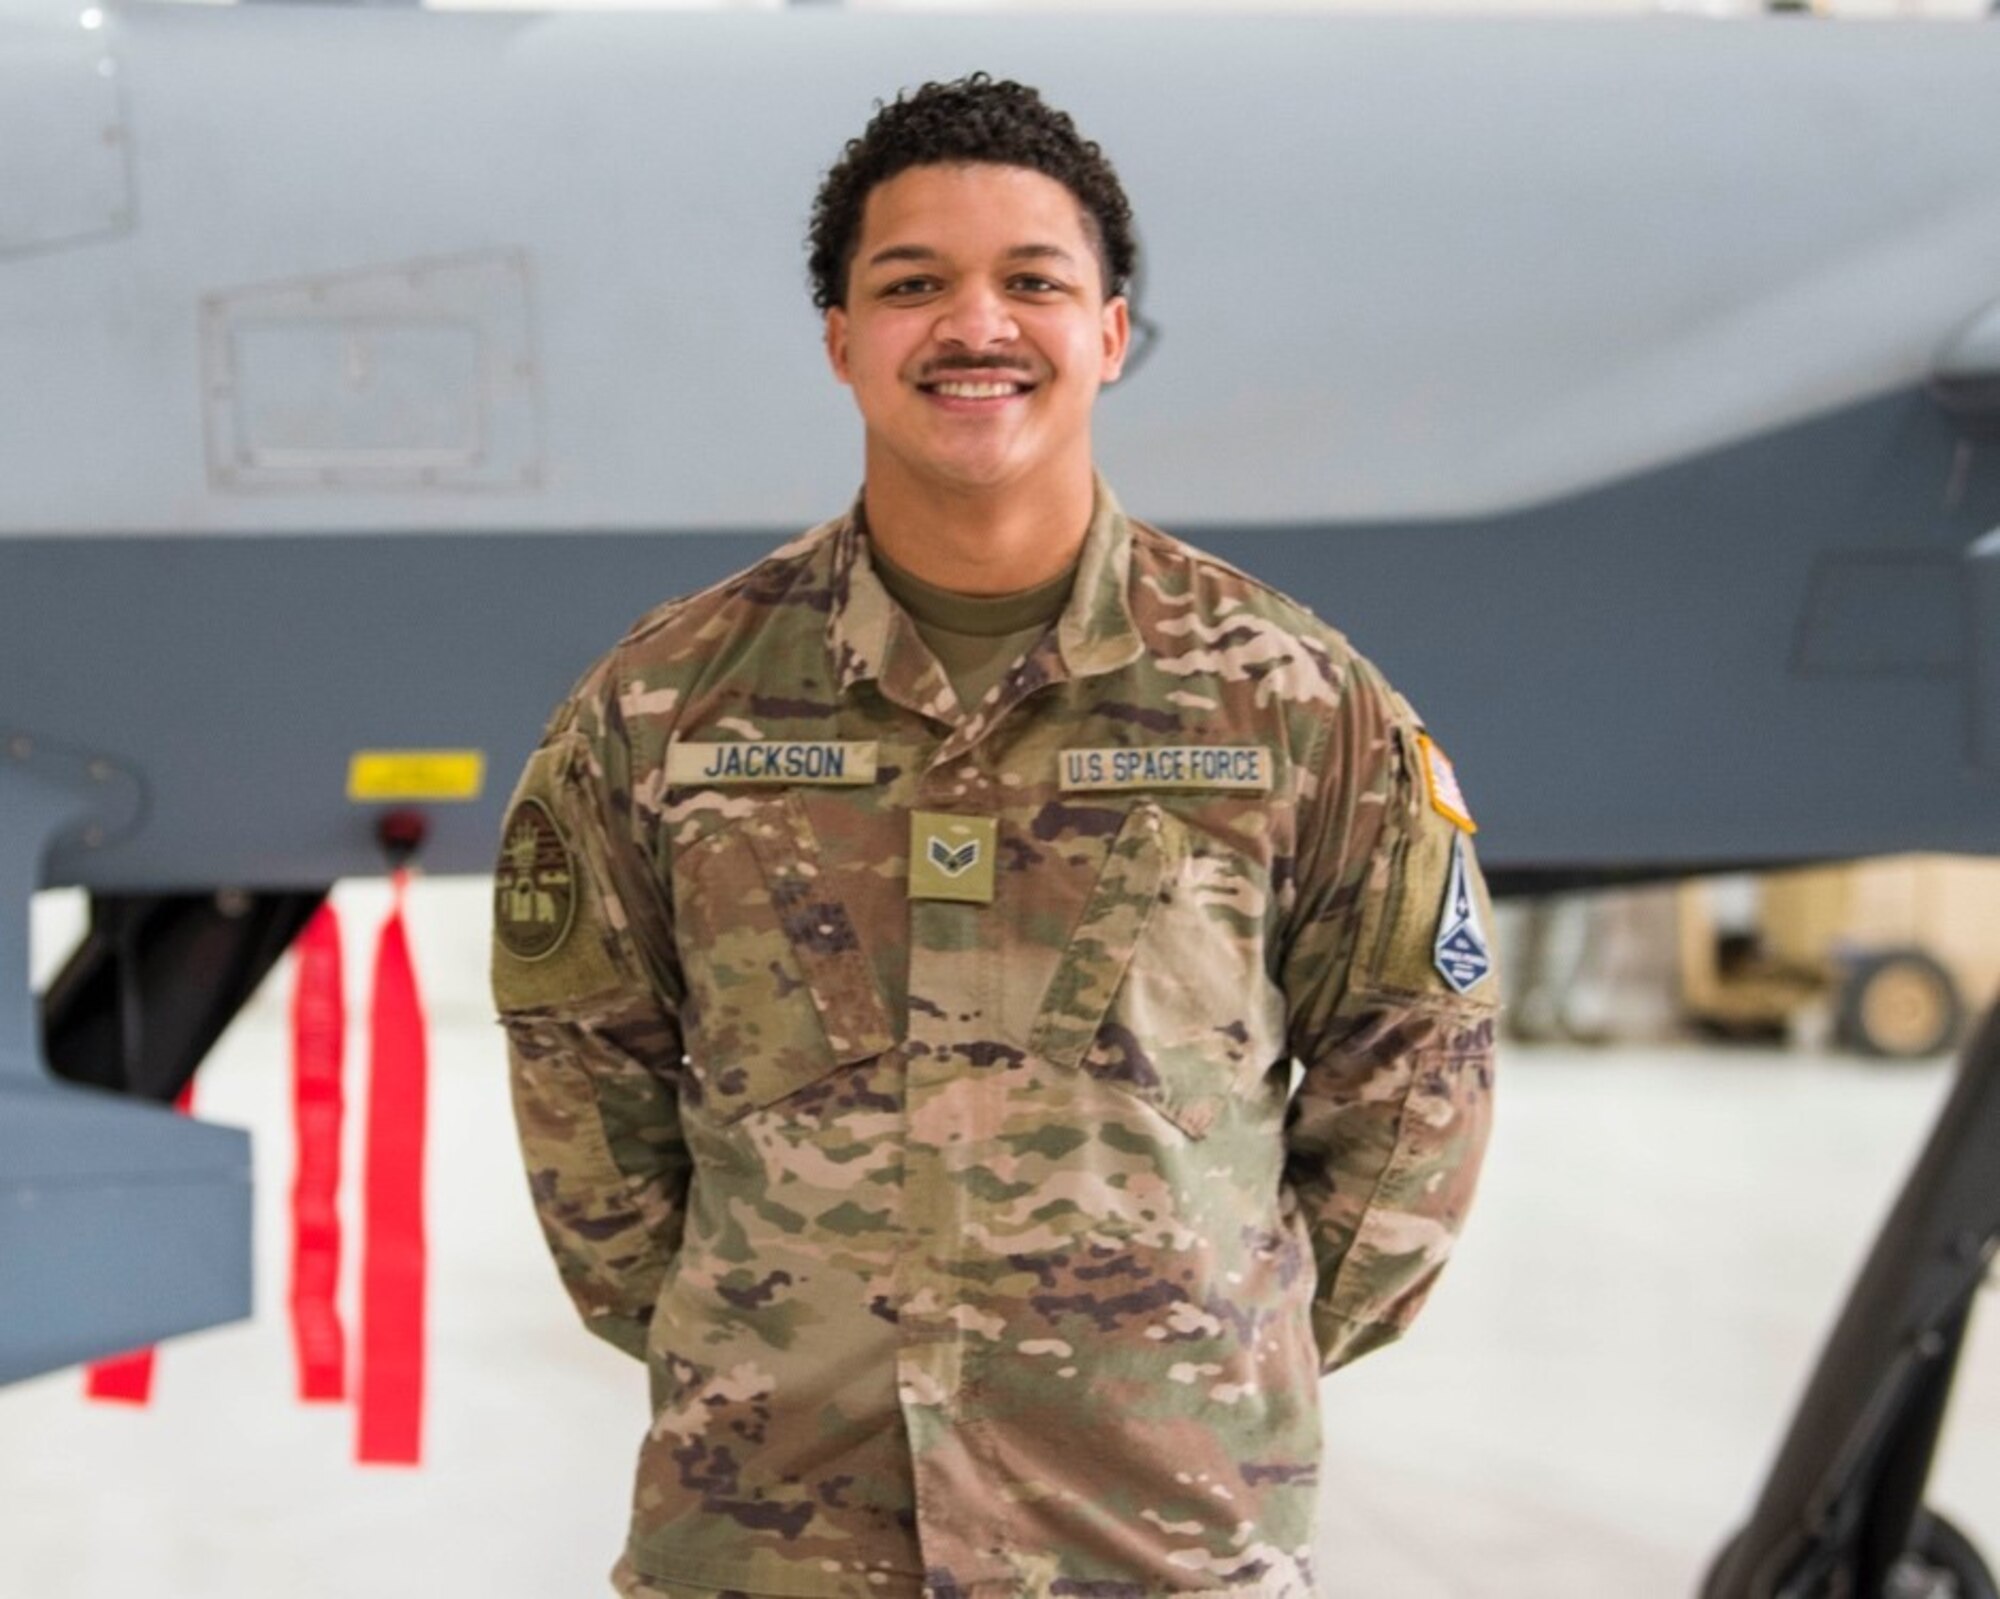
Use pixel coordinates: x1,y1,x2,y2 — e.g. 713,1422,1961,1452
1059,746,1272,793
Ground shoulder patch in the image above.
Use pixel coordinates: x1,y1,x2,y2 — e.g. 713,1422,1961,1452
1433,832,1494,995
1345,727,1499,1007
495,797,578,961
1416,732,1476,833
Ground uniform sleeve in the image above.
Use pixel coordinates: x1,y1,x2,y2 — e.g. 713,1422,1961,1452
1277,665,1498,1375
491,660,692,1362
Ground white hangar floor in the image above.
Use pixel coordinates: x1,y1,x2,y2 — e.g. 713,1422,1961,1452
4,882,1995,1599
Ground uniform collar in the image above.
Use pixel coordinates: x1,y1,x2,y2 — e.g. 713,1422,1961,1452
827,472,1145,708
1056,475,1147,679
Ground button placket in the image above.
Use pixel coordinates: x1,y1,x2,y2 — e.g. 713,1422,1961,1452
895,741,1008,1587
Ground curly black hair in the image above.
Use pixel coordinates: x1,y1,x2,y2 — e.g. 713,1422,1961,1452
807,73,1136,312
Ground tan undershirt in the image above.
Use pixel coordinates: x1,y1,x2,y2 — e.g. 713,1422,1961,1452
870,543,1078,714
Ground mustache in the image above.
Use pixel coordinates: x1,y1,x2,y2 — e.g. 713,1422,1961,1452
918,355,1040,382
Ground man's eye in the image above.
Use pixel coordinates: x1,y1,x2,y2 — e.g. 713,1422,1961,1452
882,278,939,298
1011,275,1063,294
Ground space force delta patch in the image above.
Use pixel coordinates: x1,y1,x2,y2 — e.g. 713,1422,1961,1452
1434,832,1494,996
665,741,879,786
1059,746,1272,793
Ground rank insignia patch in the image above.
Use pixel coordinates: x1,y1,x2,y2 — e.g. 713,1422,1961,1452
909,812,998,904
1434,831,1493,995
494,798,577,961
1417,732,1476,833
928,835,980,877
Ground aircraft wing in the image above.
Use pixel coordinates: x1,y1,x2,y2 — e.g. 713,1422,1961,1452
3,1,1998,1383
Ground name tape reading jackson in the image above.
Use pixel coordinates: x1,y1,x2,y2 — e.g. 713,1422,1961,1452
1059,746,1272,793
665,741,879,786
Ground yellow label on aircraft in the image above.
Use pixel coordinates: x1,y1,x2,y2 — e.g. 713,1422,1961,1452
346,750,487,803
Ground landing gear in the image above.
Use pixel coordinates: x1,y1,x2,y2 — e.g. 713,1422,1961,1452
1700,993,2000,1599
42,889,326,1101
1706,1511,1997,1599
1885,1514,1999,1599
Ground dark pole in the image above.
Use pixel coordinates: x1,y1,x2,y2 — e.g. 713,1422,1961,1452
1703,994,2000,1597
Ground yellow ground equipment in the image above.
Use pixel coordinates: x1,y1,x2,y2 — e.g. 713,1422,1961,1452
1679,856,2000,1058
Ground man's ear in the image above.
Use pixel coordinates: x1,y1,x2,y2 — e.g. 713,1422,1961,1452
1100,295,1131,384
825,306,852,386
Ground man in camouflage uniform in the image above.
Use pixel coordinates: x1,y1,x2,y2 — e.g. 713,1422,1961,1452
493,75,1496,1599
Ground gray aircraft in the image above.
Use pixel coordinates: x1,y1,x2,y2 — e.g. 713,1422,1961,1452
2,3,1997,1593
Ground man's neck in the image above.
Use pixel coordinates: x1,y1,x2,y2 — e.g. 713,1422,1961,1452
860,459,1095,597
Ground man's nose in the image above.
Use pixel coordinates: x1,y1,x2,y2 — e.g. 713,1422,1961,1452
933,282,1019,350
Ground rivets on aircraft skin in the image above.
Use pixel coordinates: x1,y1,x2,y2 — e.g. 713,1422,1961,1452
87,759,111,783
6,735,31,762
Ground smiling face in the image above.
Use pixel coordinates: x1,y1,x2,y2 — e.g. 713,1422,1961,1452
824,162,1130,504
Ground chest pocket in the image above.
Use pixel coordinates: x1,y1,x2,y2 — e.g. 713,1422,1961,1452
1031,801,1284,1139
672,793,897,1123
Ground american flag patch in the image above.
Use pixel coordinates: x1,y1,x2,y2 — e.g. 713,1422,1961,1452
1417,732,1476,833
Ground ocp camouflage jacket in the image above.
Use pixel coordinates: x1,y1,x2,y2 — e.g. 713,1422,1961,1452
492,480,1497,1599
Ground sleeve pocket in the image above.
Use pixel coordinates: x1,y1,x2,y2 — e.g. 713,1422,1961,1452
673,794,897,1122
1347,728,1500,1010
